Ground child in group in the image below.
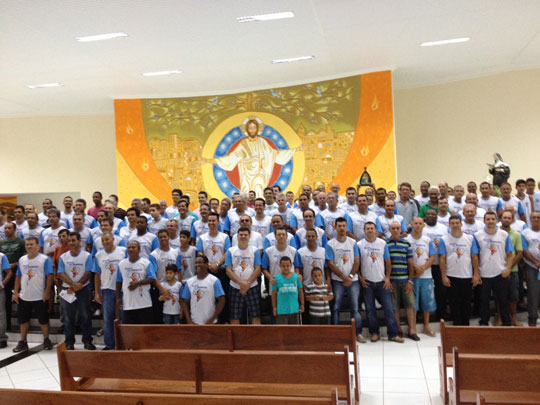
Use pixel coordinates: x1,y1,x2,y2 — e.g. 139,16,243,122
159,264,183,324
304,267,333,324
271,256,304,324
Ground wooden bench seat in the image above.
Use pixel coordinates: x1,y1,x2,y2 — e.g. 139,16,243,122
57,342,353,404
0,388,339,404
438,320,540,403
449,347,540,405
114,320,360,401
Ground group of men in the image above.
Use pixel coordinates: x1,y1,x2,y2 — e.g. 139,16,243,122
0,178,538,351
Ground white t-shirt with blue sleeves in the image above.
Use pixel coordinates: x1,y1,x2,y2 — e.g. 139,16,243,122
439,233,478,278
116,257,156,310
406,234,436,279
473,228,513,278
357,238,390,282
325,237,360,282
17,254,53,301
181,273,225,324
93,246,127,291
58,250,93,288
225,245,261,289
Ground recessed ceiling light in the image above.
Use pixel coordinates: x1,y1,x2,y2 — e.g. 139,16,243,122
142,70,182,77
237,11,294,23
420,37,470,47
27,82,63,89
271,55,314,64
76,32,128,42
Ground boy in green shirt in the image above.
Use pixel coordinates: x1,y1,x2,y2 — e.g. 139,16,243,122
272,257,304,324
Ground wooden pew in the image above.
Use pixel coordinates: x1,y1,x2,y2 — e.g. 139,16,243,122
57,342,354,404
449,347,540,405
438,320,540,403
0,388,339,405
114,319,360,401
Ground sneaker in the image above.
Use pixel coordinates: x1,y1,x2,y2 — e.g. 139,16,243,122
356,335,367,343
407,333,420,341
370,333,380,342
43,338,53,350
102,346,111,351
84,343,97,351
389,336,404,343
13,340,29,353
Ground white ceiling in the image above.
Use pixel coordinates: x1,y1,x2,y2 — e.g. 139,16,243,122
1,0,540,117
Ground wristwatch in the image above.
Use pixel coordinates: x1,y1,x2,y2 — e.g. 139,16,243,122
407,280,413,285
348,274,354,279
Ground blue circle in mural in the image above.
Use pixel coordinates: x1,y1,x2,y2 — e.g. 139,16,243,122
212,124,294,197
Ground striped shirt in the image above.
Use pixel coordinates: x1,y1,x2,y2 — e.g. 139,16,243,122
304,283,331,318
386,238,412,282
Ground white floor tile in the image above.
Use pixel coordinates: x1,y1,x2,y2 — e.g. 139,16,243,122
13,375,59,390
384,353,422,367
9,368,54,384
384,392,432,404
360,377,383,392
431,394,445,405
383,377,429,394
360,364,383,378
359,392,383,405
384,365,425,379
0,375,13,388
48,365,60,382
38,351,59,367
5,355,46,375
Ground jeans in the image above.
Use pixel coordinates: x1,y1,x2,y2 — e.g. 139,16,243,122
432,265,448,320
332,280,362,335
163,314,180,324
480,275,510,326
0,289,7,342
363,281,399,337
61,285,93,346
101,289,116,349
524,263,539,324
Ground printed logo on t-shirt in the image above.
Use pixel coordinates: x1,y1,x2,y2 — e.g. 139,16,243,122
433,238,439,248
72,267,79,277
456,248,463,258
415,248,422,258
109,264,115,274
342,255,348,264
196,289,203,301
182,260,188,270
240,261,247,270
211,245,217,255
370,252,377,262
490,244,497,255
131,273,139,282
28,270,34,280
49,239,55,246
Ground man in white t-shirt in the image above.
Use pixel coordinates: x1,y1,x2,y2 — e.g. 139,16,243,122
346,194,378,241
40,209,66,257
294,228,327,288
181,255,225,324
57,231,95,350
294,209,328,249
20,212,43,240
358,222,403,343
116,240,156,324
129,216,159,259
474,211,514,326
224,194,255,237
439,215,480,326
270,193,292,229
262,227,297,296
251,199,271,238
448,185,466,213
497,182,526,222
148,203,169,235
232,215,264,253
437,198,451,228
339,187,358,215
375,199,407,239
290,193,311,232
317,192,346,240
13,237,53,352
191,203,211,241
423,208,449,321
460,204,485,236
407,218,437,337
164,188,182,220
477,182,502,213
225,227,262,324
520,211,540,326
414,181,430,207
326,218,363,341
93,232,126,350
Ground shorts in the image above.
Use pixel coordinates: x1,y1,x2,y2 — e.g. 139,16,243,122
391,281,416,310
229,286,261,320
17,299,49,325
507,272,519,302
413,278,436,312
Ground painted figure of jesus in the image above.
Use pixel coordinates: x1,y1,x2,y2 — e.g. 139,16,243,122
212,119,296,196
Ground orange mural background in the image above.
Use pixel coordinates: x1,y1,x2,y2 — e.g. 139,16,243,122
115,71,396,208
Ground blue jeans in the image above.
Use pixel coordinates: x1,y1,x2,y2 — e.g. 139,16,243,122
61,285,92,346
363,280,399,338
332,280,362,335
101,289,116,349
163,314,180,324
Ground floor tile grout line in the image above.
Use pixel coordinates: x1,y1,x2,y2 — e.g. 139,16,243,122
416,340,432,404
